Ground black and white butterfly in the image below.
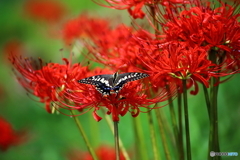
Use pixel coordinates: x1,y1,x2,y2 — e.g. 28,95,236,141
78,72,149,96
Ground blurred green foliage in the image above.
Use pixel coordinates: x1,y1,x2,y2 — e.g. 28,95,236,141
0,0,239,160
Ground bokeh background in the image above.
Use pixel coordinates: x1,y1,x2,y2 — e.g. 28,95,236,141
0,0,239,160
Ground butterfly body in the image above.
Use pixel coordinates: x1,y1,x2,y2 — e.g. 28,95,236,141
78,72,149,96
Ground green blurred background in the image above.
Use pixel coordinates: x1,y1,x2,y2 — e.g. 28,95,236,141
0,0,239,160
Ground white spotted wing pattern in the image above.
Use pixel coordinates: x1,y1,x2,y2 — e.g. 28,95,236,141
78,72,149,96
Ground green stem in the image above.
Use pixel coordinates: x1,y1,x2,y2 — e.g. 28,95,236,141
208,48,221,160
166,85,180,159
202,84,211,119
132,117,148,160
89,112,99,147
70,110,98,160
155,108,171,160
182,79,191,160
102,110,130,160
147,111,160,160
177,92,184,160
209,77,221,160
114,121,120,160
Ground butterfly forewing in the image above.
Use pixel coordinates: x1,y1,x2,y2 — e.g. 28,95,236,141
114,72,149,86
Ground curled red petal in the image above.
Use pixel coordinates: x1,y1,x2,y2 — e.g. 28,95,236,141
131,108,140,117
93,109,102,122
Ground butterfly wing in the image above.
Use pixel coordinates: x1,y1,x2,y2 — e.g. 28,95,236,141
78,74,113,95
115,72,149,85
112,72,149,93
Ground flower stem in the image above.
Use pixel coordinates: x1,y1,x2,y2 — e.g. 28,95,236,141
133,117,148,160
182,79,191,160
147,111,160,160
208,48,221,160
114,121,120,160
166,85,180,159
177,92,184,160
70,110,98,160
202,84,211,119
102,109,130,160
209,77,221,160
155,108,171,160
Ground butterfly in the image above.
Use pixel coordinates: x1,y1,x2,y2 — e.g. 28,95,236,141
78,72,149,96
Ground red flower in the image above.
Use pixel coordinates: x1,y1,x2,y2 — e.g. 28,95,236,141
156,0,240,71
24,0,66,23
137,42,221,94
68,145,126,160
93,0,187,19
9,54,89,113
0,116,27,151
162,2,239,48
87,23,157,72
84,24,137,72
62,14,110,44
63,15,157,73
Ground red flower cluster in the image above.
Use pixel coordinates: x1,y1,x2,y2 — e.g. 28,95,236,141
159,0,240,70
162,1,239,47
9,54,89,113
71,0,239,96
93,0,188,19
130,0,240,94
84,26,152,73
9,54,165,121
62,14,110,44
138,42,222,94
10,0,239,122
62,14,157,73
68,145,126,160
24,0,66,23
0,116,27,151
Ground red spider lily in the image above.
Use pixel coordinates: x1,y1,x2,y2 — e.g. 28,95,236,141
137,42,224,95
155,0,240,70
87,26,158,72
24,0,66,23
9,54,89,113
62,14,158,72
68,145,126,160
0,116,27,151
62,14,110,44
93,0,187,19
84,24,141,72
161,1,240,48
58,69,170,122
